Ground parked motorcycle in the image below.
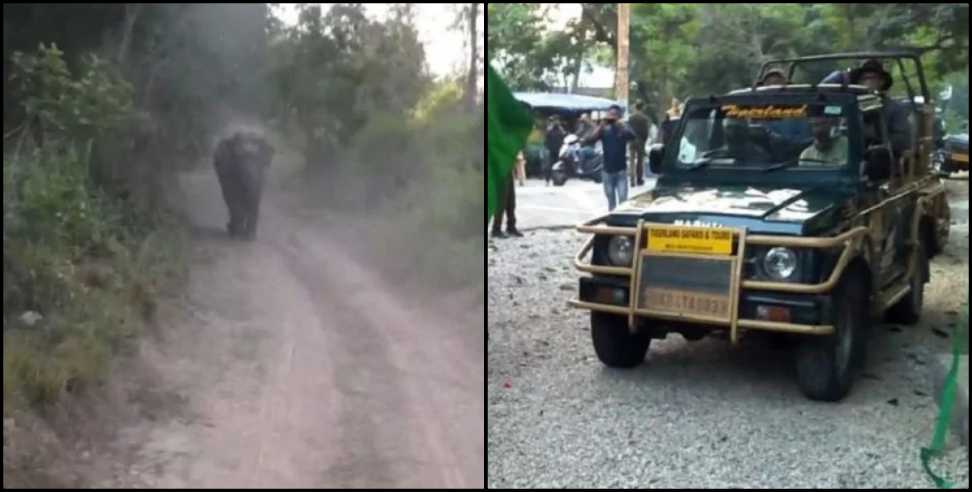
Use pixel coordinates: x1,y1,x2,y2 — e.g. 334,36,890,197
551,135,604,186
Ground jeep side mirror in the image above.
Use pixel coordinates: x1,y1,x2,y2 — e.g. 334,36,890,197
648,144,665,174
862,147,892,183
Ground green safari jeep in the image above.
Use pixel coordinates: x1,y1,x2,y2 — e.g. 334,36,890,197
569,52,951,401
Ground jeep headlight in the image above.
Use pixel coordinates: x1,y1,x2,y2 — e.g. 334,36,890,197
763,247,798,280
607,236,634,266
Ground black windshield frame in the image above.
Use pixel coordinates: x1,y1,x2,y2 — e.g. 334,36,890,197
663,94,864,184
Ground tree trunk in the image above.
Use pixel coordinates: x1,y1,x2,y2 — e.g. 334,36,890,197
582,5,618,63
465,3,478,113
660,78,673,124
117,4,141,65
616,3,629,106
570,28,587,94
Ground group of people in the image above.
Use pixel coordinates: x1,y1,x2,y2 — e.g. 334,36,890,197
755,59,912,166
549,102,659,209
490,102,659,239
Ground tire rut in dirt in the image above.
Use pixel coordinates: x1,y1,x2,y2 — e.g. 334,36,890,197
278,244,425,487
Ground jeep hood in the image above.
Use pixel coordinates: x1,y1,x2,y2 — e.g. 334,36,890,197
612,181,853,235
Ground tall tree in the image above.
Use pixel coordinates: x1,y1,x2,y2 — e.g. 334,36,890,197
465,3,480,112
483,3,969,115
486,3,546,90
268,3,428,172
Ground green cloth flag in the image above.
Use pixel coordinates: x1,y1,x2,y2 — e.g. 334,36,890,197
487,65,533,220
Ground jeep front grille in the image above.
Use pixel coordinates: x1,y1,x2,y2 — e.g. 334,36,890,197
636,255,734,318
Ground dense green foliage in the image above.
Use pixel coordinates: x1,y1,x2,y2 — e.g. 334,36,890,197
4,45,187,407
268,4,484,288
488,3,969,128
268,4,431,171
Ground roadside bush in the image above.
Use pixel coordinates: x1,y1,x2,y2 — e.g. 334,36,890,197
3,44,187,408
369,99,483,289
3,144,188,406
290,73,483,294
348,112,424,206
9,44,134,153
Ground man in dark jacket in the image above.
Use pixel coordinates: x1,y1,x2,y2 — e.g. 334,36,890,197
543,115,567,186
851,59,913,163
821,59,913,164
627,102,650,187
584,105,637,211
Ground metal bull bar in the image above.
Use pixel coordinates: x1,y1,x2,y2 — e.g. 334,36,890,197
569,187,942,345
569,217,871,344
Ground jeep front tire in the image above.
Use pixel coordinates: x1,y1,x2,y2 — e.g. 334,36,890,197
591,312,651,368
795,271,868,401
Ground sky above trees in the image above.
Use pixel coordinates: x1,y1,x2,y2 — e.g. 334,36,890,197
272,3,484,82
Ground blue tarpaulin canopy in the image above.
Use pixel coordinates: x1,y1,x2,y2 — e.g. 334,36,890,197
512,92,625,116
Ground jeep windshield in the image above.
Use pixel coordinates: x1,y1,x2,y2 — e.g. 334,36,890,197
672,102,851,171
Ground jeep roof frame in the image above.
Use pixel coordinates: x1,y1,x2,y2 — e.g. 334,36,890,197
756,52,930,104
728,84,875,96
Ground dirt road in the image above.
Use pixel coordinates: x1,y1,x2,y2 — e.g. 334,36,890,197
87,160,483,488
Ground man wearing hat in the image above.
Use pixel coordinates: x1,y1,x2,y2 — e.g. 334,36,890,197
755,68,809,146
850,59,913,162
758,68,788,87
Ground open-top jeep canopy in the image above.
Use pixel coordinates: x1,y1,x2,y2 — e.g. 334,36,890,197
755,52,930,103
512,92,626,116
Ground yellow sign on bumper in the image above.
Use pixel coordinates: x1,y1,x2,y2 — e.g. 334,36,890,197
647,225,733,255
950,152,968,163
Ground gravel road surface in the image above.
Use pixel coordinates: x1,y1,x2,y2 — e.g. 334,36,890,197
488,178,970,488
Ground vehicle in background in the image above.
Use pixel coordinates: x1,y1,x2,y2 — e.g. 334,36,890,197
513,92,624,179
551,135,604,186
935,129,969,175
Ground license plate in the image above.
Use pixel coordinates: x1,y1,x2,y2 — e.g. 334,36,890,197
641,287,731,319
951,152,969,163
647,225,732,255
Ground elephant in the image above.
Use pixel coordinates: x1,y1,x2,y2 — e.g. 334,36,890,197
213,132,274,240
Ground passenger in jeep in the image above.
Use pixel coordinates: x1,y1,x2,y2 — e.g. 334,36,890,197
723,117,771,163
800,117,848,165
757,68,788,87
851,59,913,162
821,59,912,162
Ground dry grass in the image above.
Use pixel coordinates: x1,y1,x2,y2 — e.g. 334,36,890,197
3,224,188,410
